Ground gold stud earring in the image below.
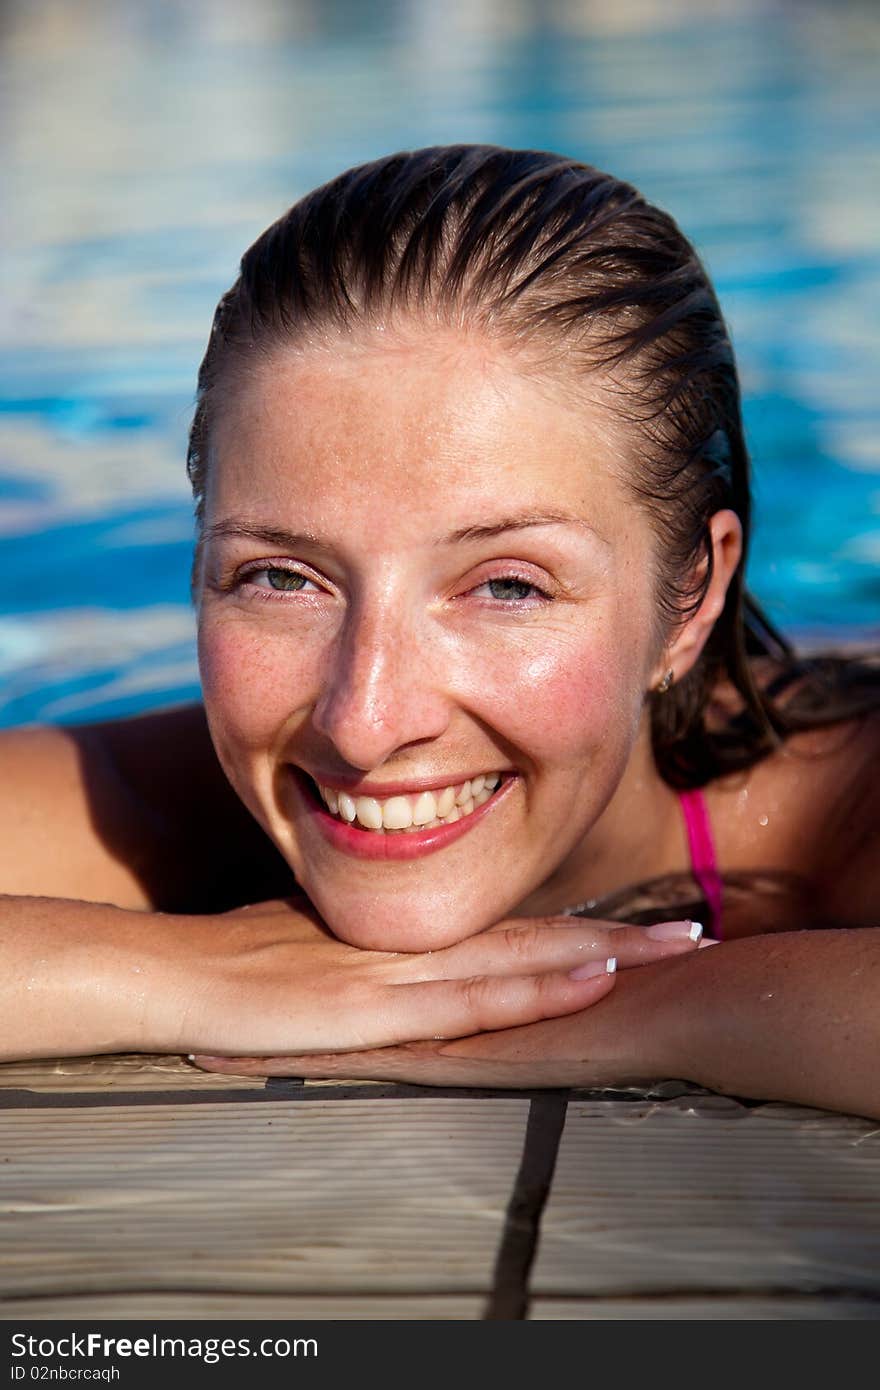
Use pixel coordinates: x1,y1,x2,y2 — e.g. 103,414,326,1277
656,668,674,694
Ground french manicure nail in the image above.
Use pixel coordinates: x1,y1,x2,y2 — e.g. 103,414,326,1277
646,919,703,943
569,956,617,980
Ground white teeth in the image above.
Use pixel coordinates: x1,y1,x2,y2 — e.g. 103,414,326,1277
382,796,413,830
412,791,437,825
355,796,384,830
315,774,505,833
454,781,472,806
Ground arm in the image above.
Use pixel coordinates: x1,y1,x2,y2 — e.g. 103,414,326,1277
0,709,295,912
0,891,711,1062
197,930,880,1122
662,928,880,1117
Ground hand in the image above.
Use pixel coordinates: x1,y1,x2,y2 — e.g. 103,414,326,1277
184,907,704,1067
193,927,880,1121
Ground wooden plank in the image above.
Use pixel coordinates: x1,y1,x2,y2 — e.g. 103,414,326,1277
532,1096,880,1297
0,1054,268,1094
530,1296,880,1319
1,1293,483,1319
0,1098,529,1303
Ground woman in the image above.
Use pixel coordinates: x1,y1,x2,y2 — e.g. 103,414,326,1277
2,146,878,1118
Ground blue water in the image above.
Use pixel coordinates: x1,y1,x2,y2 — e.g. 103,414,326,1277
1,0,878,728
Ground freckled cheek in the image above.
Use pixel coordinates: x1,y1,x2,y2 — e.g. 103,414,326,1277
197,618,321,750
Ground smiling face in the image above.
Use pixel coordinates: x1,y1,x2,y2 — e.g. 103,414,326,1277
195,325,674,950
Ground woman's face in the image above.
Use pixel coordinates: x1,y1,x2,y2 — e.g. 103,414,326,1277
196,326,666,949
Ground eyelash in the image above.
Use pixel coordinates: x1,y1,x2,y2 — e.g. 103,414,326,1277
234,563,554,607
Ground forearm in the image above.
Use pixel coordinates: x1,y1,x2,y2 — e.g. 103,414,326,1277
0,894,194,1060
1,895,668,1065
649,928,880,1120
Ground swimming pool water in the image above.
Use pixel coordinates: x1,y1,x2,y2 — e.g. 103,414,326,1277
1,0,878,727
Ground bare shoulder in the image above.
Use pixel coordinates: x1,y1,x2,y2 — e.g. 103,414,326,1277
0,705,294,912
712,708,880,929
0,705,212,907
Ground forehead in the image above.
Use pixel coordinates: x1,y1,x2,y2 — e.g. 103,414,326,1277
206,328,635,534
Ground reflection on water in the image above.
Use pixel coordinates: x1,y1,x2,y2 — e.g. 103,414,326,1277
0,604,197,726
1,0,878,726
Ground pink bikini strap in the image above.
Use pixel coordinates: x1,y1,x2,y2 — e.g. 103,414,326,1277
678,787,724,940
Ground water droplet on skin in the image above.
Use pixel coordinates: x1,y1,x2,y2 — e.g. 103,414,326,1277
759,814,769,827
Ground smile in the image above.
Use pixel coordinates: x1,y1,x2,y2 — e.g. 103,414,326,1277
292,768,513,862
315,773,502,833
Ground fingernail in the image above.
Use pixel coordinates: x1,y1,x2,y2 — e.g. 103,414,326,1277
569,956,617,980
646,919,703,943
698,937,721,947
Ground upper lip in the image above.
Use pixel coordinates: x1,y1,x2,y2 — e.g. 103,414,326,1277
295,768,510,798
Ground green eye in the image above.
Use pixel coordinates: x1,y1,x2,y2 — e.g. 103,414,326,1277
266,568,307,591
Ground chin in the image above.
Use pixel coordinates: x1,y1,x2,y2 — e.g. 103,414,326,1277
301,880,497,953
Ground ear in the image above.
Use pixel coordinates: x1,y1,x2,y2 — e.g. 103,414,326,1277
650,509,743,689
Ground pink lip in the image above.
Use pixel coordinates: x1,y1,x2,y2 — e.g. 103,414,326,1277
291,769,514,861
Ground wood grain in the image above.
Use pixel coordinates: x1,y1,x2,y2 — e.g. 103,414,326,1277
0,1098,529,1304
531,1096,880,1298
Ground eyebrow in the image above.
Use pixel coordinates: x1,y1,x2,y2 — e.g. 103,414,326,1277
202,511,607,552
441,511,607,546
201,521,336,554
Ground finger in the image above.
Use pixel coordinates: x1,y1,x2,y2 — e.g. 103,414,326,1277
408,917,703,981
188,1051,367,1078
190,960,617,1061
189,1041,508,1086
378,958,617,1042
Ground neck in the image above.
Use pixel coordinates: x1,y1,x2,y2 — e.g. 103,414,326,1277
513,713,685,918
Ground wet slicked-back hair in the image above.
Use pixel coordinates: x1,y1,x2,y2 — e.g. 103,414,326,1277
188,144,878,788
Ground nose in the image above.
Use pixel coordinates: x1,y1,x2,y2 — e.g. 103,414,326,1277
311,596,452,770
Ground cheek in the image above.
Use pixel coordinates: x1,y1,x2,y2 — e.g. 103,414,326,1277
197,616,316,754
477,627,644,769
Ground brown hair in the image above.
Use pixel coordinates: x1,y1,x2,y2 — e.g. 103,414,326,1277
187,144,879,787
